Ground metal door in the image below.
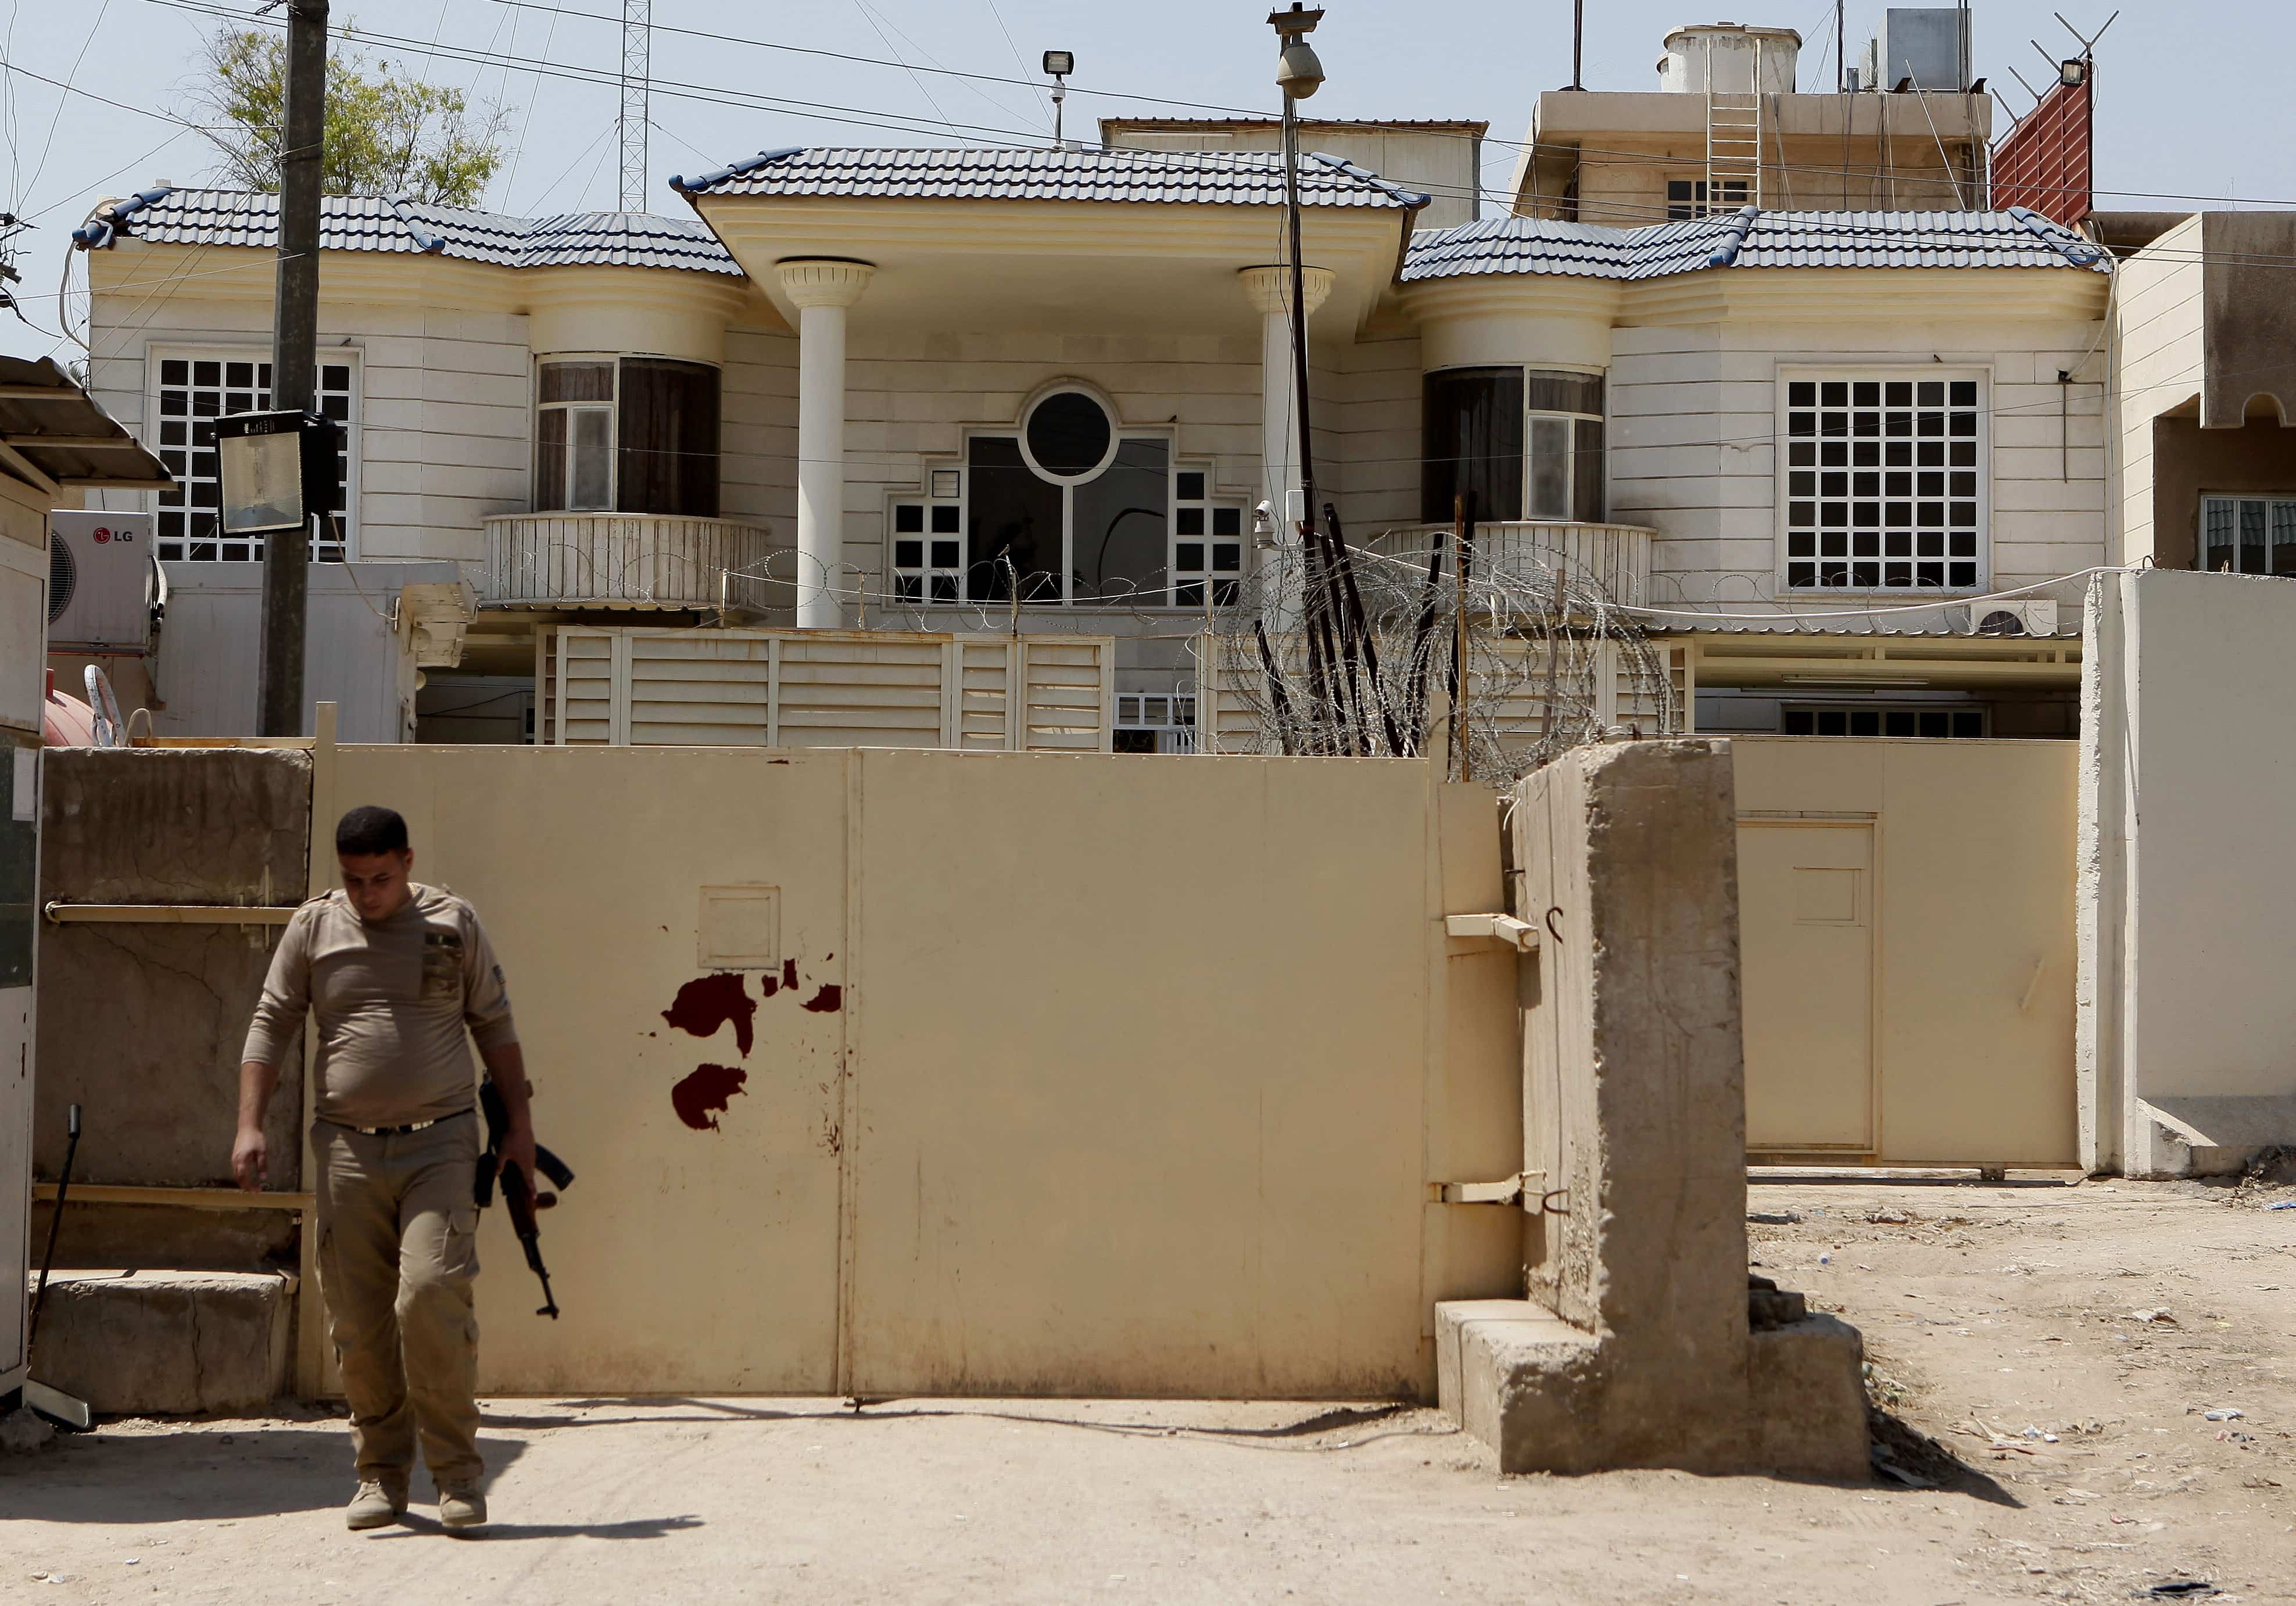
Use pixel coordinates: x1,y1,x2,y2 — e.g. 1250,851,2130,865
1739,820,1876,1153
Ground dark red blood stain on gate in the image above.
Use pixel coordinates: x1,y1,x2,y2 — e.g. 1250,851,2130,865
802,984,843,1013
671,1064,748,1131
660,974,756,1057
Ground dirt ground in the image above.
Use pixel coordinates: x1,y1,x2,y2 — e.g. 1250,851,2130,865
5,1176,2293,1605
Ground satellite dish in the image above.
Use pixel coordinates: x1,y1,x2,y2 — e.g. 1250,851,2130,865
84,665,126,748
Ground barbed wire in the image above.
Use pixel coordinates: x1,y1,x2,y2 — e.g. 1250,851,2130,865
1202,521,1677,789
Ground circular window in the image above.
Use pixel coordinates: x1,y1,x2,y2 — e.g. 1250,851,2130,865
1023,390,1114,480
46,533,75,624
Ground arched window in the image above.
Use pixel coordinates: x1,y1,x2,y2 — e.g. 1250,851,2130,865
890,387,1244,607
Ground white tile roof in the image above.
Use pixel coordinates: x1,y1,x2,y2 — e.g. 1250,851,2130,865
1403,208,2110,282
671,145,1430,209
73,189,742,275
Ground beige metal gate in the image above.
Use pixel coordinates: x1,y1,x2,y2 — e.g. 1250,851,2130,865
326,742,1518,1398
1739,820,1875,1153
1733,738,2079,1168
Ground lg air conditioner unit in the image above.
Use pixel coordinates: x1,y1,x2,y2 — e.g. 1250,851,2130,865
1969,600,2058,638
47,510,156,653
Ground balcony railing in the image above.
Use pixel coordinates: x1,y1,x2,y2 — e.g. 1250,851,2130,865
1367,520,1654,606
482,513,773,609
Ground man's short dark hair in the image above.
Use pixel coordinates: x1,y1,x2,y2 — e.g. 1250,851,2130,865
336,805,410,857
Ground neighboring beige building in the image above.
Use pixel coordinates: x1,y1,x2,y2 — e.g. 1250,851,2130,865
1512,22,1990,225
2107,211,2296,575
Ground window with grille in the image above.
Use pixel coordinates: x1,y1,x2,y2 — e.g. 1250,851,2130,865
1114,692,1197,754
1172,470,1243,607
153,354,354,561
1783,374,1985,592
890,478,964,602
2201,496,2296,576
1784,705,1987,738
1667,178,1749,220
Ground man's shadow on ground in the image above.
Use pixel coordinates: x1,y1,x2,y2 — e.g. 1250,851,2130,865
3,1425,701,1538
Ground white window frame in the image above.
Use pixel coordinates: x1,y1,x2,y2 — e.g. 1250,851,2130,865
1775,365,1992,598
2198,493,2296,576
887,445,1248,610
535,355,620,514
1524,387,1604,523
148,345,361,560
1114,692,1198,753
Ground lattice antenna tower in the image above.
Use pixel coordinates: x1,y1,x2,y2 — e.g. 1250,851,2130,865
618,0,652,211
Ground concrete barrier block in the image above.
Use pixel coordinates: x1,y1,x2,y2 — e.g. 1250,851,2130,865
26,1270,294,1415
1746,1314,1869,1480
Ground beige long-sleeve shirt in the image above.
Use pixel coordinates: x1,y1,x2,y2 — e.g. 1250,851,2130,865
242,884,520,1129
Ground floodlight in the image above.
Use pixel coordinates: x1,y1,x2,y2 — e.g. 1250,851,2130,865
213,409,340,537
1043,49,1073,77
2058,58,2087,87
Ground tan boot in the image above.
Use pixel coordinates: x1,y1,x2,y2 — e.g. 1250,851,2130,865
438,1485,488,1533
345,1480,406,1531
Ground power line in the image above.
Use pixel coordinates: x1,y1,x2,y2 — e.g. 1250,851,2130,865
131,0,2296,217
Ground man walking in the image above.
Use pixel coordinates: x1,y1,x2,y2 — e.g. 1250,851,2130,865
234,804,538,1535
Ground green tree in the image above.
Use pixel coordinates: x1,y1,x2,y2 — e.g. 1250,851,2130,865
187,26,510,207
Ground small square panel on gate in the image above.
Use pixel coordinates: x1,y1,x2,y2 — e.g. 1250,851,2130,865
698,885,781,970
1792,867,1861,927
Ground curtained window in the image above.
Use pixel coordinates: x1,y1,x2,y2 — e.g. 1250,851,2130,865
1421,367,1523,525
535,357,721,517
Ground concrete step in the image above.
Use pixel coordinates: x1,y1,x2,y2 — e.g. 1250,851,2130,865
26,1270,296,1416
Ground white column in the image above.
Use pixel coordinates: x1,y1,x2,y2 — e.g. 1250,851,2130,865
1239,265,1333,636
1237,264,1334,530
777,259,876,629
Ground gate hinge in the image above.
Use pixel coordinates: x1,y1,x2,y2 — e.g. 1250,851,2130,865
1443,913,1539,953
1429,1169,1548,1206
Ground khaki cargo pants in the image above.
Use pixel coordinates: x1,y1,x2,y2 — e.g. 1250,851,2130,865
311,1114,483,1494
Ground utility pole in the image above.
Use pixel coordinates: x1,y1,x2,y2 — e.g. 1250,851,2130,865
259,0,327,739
1836,1,1846,93
1269,7,1326,590
1571,0,1584,91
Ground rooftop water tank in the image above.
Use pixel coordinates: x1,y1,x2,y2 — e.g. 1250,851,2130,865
1862,7,1973,92
1657,24,1803,95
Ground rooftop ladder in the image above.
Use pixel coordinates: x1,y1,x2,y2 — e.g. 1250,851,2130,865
1703,34,1767,209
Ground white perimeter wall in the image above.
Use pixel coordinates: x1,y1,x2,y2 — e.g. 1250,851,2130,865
1609,310,2108,609
2079,567,2296,1175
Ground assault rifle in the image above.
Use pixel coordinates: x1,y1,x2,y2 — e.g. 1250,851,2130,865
475,1078,575,1318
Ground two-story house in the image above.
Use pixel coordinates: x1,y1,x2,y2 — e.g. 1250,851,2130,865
71,14,2109,752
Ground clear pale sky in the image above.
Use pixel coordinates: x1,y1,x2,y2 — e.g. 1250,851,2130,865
0,0,2276,362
